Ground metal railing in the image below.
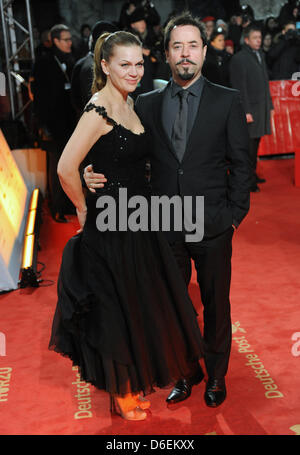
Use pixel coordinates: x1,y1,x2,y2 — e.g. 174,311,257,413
0,0,35,120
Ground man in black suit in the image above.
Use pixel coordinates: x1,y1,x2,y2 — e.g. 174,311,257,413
71,21,118,115
84,12,251,407
32,24,77,222
229,23,274,192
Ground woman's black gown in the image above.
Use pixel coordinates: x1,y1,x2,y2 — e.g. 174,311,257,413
49,103,203,396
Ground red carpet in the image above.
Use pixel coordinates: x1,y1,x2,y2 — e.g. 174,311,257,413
1,157,300,436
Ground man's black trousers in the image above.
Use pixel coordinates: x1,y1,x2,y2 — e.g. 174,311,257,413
169,226,234,379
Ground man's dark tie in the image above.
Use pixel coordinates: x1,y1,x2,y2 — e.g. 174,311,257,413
172,89,189,162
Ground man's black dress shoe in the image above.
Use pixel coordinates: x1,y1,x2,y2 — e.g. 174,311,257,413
166,370,204,404
204,377,226,407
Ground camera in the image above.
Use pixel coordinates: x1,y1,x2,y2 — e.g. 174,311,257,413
240,4,254,25
285,28,300,41
242,14,252,25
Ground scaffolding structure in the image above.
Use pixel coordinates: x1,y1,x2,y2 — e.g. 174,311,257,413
0,0,35,120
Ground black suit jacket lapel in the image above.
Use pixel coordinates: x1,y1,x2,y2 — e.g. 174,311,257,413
244,45,262,69
152,85,180,163
152,79,217,164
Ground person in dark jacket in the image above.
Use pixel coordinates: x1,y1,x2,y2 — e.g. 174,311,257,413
202,16,216,41
202,27,232,87
261,32,274,76
278,0,300,27
229,23,274,192
127,6,155,98
71,21,118,115
73,24,92,61
227,5,256,53
35,29,52,58
119,0,161,30
263,16,281,38
227,12,243,53
32,24,77,221
268,21,300,80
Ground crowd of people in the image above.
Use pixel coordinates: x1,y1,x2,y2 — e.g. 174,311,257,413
12,0,299,220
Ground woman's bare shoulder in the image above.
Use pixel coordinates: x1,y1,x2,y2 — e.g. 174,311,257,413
84,91,109,109
82,91,108,117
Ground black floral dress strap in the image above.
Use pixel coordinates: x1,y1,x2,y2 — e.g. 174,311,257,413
83,102,118,128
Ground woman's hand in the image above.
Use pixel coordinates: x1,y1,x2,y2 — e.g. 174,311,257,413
76,207,87,233
84,164,107,193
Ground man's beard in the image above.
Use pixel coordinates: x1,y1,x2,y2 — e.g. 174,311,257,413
178,68,196,80
176,59,197,81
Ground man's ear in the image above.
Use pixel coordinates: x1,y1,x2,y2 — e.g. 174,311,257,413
53,37,60,48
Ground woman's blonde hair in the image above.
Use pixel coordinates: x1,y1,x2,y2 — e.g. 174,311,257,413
91,31,142,94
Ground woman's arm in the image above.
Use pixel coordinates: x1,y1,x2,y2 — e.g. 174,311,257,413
57,109,109,229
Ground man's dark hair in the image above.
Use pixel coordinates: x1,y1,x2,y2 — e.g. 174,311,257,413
50,24,70,42
164,11,208,50
243,23,262,39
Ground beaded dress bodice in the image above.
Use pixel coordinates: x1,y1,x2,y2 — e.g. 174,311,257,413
83,103,151,227
84,103,149,195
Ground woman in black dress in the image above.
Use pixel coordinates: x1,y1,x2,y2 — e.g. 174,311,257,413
49,31,203,421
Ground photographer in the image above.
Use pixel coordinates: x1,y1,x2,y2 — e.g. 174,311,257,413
227,5,255,53
119,1,160,30
125,2,164,71
278,0,300,27
119,2,170,95
268,21,300,80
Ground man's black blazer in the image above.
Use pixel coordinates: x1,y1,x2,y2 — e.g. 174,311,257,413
135,77,251,241
71,52,94,115
229,45,273,139
32,51,77,143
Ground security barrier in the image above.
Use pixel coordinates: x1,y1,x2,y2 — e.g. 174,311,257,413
258,80,300,187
